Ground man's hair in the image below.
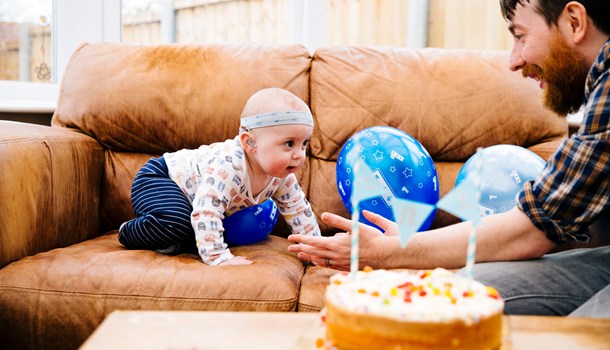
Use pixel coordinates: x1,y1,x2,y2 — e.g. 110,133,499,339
499,0,610,34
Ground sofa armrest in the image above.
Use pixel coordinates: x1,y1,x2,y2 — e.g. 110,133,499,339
0,121,104,267
528,139,566,161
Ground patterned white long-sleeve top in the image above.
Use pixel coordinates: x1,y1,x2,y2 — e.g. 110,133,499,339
164,136,320,265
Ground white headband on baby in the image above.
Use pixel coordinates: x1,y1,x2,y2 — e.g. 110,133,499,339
239,110,314,132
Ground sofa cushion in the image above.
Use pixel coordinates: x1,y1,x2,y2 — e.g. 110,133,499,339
306,46,568,231
51,42,313,233
0,234,305,349
52,42,312,154
100,152,152,232
297,265,336,312
308,46,567,162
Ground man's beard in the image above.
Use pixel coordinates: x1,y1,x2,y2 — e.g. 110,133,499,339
521,33,590,116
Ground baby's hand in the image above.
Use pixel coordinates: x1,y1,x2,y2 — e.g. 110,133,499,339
219,256,252,266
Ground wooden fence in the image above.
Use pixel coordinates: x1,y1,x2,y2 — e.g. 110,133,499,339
124,0,513,49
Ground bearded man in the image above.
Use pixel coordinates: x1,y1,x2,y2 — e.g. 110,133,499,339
287,0,610,317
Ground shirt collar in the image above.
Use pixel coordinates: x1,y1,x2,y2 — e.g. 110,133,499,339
584,36,610,99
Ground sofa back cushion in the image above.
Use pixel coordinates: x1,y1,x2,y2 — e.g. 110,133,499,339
309,46,566,161
53,42,312,153
52,42,312,232
307,46,568,229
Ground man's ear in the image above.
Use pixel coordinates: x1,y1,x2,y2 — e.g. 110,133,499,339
239,132,256,152
562,1,588,44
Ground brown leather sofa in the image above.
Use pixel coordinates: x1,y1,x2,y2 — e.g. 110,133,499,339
0,42,570,349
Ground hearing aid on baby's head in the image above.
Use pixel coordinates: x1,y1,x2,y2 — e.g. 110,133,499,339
247,139,255,147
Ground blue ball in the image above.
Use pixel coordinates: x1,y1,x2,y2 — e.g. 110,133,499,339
455,144,546,216
336,126,439,231
223,199,278,246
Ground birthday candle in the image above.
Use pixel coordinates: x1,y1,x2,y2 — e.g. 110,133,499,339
464,223,477,288
464,148,484,288
350,209,360,280
350,161,362,279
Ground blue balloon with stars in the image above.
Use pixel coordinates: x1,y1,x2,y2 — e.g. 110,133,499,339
223,198,278,246
455,144,546,216
336,126,439,231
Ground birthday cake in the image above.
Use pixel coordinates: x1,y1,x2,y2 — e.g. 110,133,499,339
322,267,504,350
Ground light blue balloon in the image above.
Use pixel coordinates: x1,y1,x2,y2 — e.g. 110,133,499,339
455,144,546,216
336,126,439,231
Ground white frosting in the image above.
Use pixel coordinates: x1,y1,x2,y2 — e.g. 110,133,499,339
325,268,504,325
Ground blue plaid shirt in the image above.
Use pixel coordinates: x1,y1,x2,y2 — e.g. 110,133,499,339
518,37,610,244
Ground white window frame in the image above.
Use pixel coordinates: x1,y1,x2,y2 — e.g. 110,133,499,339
291,0,326,53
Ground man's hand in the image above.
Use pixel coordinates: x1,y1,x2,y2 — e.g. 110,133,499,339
287,210,397,270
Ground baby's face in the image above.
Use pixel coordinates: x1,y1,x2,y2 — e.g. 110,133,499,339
250,124,313,178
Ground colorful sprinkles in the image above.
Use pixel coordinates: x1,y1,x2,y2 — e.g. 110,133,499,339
325,268,504,324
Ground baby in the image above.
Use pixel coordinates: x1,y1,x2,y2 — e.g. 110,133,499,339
118,88,321,265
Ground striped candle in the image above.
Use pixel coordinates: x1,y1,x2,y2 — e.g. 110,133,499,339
349,161,362,280
350,209,360,280
465,147,484,288
464,223,477,288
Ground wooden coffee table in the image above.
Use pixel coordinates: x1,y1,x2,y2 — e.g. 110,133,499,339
80,310,610,349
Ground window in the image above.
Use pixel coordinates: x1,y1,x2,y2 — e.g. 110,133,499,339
122,0,295,46
119,0,410,48
0,0,55,112
0,0,52,84
119,0,512,50
0,0,121,113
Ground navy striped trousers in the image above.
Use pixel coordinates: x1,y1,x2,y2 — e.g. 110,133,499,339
118,156,196,253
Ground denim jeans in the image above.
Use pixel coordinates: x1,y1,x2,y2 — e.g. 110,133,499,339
466,246,610,318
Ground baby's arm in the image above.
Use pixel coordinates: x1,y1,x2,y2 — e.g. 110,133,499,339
189,141,256,265
191,199,251,266
191,195,234,265
191,161,255,265
274,175,321,237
